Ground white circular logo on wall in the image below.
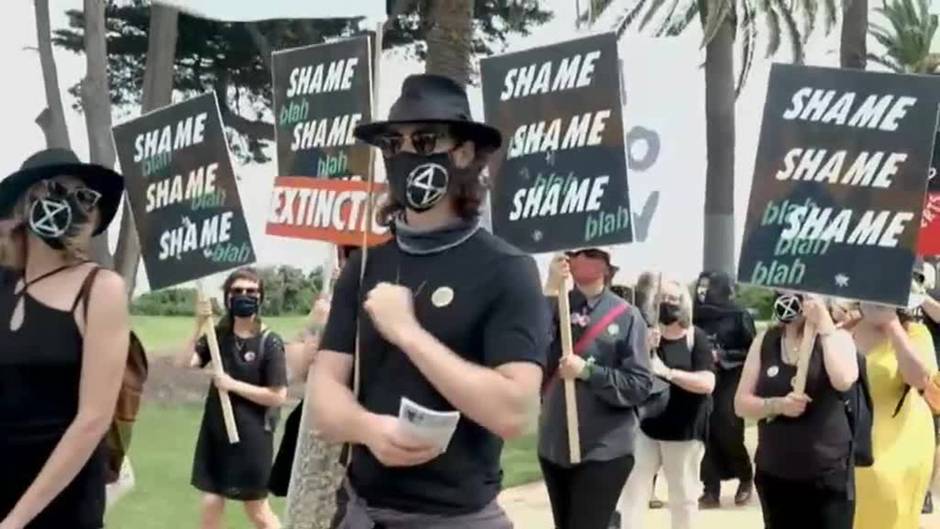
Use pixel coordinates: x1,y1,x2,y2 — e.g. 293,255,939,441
406,163,449,210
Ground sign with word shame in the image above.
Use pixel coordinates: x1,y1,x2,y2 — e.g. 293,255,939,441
272,37,372,179
917,132,940,256
266,177,391,246
480,32,632,254
738,64,940,306
113,92,255,290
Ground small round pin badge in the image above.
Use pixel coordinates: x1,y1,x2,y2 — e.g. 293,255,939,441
244,351,256,362
767,365,779,378
431,286,455,308
607,323,620,336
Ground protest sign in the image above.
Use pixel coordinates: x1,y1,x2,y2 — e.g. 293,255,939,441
738,64,940,306
917,133,940,255
480,32,632,254
266,177,390,246
113,92,256,291
272,37,373,179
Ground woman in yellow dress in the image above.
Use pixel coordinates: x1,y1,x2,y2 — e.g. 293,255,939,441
851,301,936,529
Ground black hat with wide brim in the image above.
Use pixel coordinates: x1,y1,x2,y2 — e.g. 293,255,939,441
354,74,502,152
0,148,124,235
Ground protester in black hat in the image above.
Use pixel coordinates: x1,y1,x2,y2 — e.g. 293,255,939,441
539,248,652,529
174,267,287,529
735,291,859,528
693,271,756,508
0,149,130,529
309,74,550,528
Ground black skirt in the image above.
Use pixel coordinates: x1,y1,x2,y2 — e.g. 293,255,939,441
268,400,303,496
191,389,274,501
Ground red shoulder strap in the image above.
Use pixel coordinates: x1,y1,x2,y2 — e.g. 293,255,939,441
572,302,629,356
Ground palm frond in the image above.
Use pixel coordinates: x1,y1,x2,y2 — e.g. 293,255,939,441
614,0,652,37
820,0,838,33
653,0,685,35
772,0,804,63
798,0,818,42
866,52,904,72
639,0,673,31
762,0,782,58
736,0,758,95
701,0,734,46
661,0,700,36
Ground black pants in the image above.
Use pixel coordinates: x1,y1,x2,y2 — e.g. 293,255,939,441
755,470,854,529
539,455,634,529
701,367,753,494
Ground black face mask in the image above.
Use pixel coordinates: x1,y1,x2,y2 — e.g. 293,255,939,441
383,151,452,212
229,295,260,318
773,293,803,323
659,302,682,325
27,192,90,250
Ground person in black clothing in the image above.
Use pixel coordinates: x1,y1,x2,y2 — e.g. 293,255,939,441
176,267,287,529
735,292,859,529
539,249,652,529
310,74,549,528
619,278,715,529
0,149,130,529
693,271,756,508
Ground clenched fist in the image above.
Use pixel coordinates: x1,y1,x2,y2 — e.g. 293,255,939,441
364,282,420,345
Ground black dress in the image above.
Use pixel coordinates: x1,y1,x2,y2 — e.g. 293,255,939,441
191,327,287,500
0,272,107,529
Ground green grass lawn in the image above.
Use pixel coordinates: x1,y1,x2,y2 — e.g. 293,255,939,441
131,315,309,353
106,404,539,528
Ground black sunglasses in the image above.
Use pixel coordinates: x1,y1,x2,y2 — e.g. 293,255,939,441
230,287,260,297
375,129,452,157
44,180,101,213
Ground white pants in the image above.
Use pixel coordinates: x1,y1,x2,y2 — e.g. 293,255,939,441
619,432,704,529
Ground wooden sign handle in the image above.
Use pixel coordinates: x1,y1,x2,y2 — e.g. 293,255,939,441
556,275,581,465
197,285,240,444
792,322,817,396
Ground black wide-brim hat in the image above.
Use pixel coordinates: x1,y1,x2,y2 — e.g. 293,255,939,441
354,74,502,152
0,148,124,235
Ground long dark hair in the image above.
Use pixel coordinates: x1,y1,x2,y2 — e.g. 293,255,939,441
376,132,491,226
217,267,265,336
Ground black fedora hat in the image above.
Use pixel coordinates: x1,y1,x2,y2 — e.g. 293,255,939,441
354,74,502,152
0,148,124,235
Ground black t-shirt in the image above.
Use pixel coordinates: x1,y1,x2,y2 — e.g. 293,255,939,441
319,230,550,515
641,327,715,442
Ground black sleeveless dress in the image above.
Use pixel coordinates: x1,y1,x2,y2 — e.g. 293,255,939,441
0,272,107,528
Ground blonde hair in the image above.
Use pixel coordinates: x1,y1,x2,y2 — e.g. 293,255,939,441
659,279,694,328
0,179,94,270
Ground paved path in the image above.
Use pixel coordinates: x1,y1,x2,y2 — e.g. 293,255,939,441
499,478,940,528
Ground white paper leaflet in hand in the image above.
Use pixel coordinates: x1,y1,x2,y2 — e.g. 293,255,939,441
397,397,461,453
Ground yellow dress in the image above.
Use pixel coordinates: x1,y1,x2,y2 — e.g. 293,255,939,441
855,323,937,529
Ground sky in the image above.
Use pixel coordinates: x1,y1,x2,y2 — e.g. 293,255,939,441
0,0,934,295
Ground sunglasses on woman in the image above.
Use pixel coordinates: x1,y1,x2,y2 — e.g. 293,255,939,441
375,129,453,157
43,180,101,213
230,287,260,297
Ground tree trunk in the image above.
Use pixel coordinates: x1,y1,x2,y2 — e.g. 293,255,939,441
113,5,178,295
840,0,868,69
702,16,737,276
424,0,474,87
82,0,114,267
34,0,70,149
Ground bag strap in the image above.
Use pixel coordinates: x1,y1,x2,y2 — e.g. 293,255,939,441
893,384,912,418
572,302,630,356
74,266,104,324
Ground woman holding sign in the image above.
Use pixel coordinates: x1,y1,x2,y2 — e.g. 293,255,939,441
175,267,287,529
850,291,937,529
539,249,653,529
0,149,130,529
734,292,859,528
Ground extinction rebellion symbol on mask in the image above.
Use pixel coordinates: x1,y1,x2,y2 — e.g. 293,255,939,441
29,198,72,238
406,163,449,211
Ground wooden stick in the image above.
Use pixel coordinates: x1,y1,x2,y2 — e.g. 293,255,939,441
556,275,581,465
197,284,240,444
792,322,817,395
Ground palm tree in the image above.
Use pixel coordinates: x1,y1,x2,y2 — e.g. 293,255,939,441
841,0,868,68
868,0,939,74
425,0,475,87
591,0,836,276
